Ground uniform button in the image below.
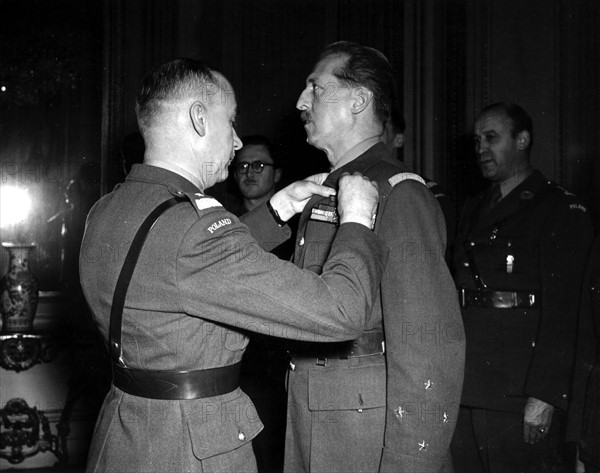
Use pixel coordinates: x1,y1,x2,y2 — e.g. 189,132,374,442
238,431,246,441
470,241,475,247
463,262,469,267
298,237,305,246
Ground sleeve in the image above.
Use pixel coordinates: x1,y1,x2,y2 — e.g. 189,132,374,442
239,201,291,252
378,181,466,472
177,205,388,343
524,197,594,409
566,237,600,442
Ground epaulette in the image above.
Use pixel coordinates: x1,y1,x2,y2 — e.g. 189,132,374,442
186,192,223,217
388,172,426,188
553,182,576,197
545,181,588,213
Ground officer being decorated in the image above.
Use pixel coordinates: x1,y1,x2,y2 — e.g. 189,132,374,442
285,40,465,473
451,102,595,473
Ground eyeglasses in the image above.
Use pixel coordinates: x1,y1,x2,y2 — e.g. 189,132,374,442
234,161,274,175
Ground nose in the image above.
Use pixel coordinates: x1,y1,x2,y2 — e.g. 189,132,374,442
296,87,310,111
233,128,242,151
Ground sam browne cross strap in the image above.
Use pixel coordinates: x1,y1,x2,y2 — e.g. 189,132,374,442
109,195,241,400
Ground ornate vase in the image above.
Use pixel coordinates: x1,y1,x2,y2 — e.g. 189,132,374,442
0,243,39,332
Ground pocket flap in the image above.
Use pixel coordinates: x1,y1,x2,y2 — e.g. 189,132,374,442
186,390,263,460
308,362,385,411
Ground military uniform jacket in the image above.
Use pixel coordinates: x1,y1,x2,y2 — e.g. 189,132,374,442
286,143,466,473
567,236,600,466
79,164,386,473
452,170,594,412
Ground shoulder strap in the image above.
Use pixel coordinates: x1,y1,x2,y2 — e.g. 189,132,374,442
109,196,186,366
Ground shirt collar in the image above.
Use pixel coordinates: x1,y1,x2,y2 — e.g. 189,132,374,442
331,136,382,171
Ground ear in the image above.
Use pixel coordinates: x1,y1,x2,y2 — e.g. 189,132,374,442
393,133,405,149
189,101,207,137
351,87,374,115
516,130,530,151
274,168,282,184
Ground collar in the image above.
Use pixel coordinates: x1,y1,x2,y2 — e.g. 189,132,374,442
331,136,382,171
324,142,401,187
143,159,203,190
498,167,533,199
126,164,202,194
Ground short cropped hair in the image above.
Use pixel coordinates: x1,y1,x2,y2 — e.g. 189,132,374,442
480,102,534,152
318,41,395,125
235,135,280,168
135,58,220,133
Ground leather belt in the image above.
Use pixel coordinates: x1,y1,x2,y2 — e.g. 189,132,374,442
459,288,539,309
292,331,385,364
112,361,241,400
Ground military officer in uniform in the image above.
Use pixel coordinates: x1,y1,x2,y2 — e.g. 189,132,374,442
79,58,387,473
450,102,594,472
284,41,465,473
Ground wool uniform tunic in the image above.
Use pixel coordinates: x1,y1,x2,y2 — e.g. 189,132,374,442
79,164,386,473
284,143,466,473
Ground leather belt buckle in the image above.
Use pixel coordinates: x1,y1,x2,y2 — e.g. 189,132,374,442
316,358,327,366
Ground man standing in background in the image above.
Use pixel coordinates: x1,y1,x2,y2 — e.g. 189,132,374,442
380,107,456,247
451,102,594,473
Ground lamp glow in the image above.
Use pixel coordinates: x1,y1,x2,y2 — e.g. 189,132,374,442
0,186,32,228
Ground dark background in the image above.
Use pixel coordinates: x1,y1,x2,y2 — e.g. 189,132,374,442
1,0,599,289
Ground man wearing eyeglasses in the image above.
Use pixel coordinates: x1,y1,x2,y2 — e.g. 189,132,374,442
231,134,290,473
231,135,282,215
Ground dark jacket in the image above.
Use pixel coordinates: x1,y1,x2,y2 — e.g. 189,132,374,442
453,170,594,412
567,236,600,468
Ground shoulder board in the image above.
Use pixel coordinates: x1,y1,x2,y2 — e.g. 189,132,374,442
540,181,587,212
190,192,223,211
553,183,577,197
388,172,426,188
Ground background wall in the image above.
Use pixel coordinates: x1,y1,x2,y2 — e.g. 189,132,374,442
101,0,600,230
1,0,598,467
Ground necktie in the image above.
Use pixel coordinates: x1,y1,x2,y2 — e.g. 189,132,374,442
481,184,501,216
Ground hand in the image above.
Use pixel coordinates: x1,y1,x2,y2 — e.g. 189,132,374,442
337,172,379,228
269,173,333,221
523,397,554,444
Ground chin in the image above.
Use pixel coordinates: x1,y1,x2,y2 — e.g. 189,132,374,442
306,133,319,147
